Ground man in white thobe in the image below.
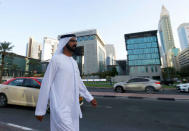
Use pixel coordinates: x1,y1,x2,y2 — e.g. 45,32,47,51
35,34,97,131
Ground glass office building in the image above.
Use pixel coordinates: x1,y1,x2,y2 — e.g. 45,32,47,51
178,23,189,51
158,6,175,68
125,30,162,80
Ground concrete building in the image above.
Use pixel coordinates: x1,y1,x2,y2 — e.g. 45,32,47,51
178,23,189,51
105,44,116,65
41,37,58,61
59,29,106,75
177,47,189,69
158,6,175,67
26,37,42,59
125,30,162,80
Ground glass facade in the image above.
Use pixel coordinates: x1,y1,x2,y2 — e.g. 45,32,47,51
77,35,96,42
126,36,161,66
0,53,43,77
73,55,83,74
159,16,175,54
159,31,166,54
178,26,189,51
130,66,159,74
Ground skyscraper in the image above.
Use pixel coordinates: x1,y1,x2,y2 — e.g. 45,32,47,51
105,44,116,66
158,6,175,67
41,37,58,61
26,37,42,59
178,23,189,51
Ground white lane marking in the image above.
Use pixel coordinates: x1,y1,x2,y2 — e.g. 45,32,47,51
7,123,33,130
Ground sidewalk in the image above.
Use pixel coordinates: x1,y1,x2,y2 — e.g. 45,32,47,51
90,92,189,101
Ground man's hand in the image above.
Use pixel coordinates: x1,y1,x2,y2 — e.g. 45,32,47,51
35,115,44,122
90,99,97,107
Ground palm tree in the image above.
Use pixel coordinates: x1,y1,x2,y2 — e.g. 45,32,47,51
0,42,14,83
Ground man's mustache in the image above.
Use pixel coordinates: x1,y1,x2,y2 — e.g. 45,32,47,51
73,45,77,48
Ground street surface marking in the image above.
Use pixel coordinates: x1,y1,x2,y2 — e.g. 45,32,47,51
7,123,33,131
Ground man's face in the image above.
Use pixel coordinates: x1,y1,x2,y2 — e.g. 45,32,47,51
66,37,77,52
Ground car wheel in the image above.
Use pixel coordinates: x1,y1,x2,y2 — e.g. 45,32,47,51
145,86,154,94
0,94,7,107
115,86,124,93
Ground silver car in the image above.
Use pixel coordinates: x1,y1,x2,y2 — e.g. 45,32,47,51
113,78,162,93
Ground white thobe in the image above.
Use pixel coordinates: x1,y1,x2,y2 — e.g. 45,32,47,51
35,54,94,131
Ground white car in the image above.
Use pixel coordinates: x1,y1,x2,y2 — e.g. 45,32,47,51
0,77,83,108
113,78,162,93
176,83,189,92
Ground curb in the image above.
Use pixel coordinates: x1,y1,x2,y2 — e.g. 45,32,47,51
96,95,185,101
103,96,116,97
157,98,175,101
87,87,113,89
128,96,144,99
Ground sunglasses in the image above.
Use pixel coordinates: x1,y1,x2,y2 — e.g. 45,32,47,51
69,39,77,43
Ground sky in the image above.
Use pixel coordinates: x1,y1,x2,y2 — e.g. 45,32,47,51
0,0,189,60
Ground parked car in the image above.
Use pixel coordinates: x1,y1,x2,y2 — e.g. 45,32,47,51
0,77,83,107
113,78,162,93
176,83,189,92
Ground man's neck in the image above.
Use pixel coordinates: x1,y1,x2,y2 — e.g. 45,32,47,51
63,48,73,57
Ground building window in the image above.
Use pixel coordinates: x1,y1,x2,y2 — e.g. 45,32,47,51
155,66,158,72
146,67,148,73
151,66,154,72
130,67,135,73
77,35,95,42
138,66,145,73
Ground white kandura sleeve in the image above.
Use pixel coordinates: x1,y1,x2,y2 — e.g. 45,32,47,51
35,58,57,116
79,76,94,102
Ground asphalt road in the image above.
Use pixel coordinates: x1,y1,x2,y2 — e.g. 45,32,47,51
88,87,189,95
0,97,189,131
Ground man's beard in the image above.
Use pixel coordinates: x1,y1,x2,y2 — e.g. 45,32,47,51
66,43,77,52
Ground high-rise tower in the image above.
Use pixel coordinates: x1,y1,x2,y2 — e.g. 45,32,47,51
158,6,175,67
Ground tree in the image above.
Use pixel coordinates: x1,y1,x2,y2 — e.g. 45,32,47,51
0,42,14,83
27,59,41,75
93,67,118,79
111,67,118,76
10,64,20,77
161,67,177,80
179,65,189,79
